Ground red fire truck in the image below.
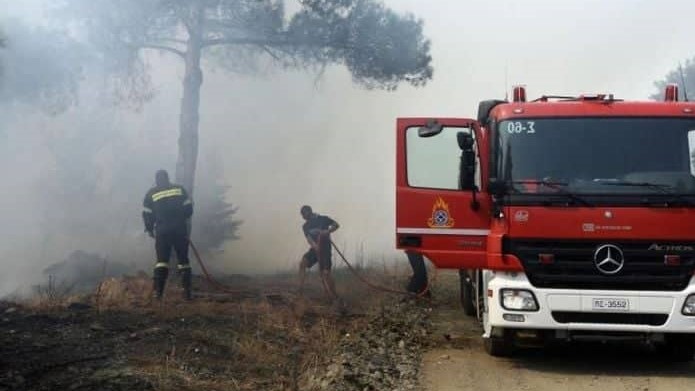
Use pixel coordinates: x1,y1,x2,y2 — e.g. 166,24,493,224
396,85,695,360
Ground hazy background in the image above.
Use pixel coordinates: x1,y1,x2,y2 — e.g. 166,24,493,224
2,0,695,295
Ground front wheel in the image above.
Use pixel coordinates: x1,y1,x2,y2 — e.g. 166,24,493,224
483,330,515,357
661,334,695,362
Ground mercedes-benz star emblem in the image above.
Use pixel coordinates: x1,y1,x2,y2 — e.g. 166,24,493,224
593,244,625,275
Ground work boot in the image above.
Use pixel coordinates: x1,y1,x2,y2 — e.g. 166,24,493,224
406,275,417,293
180,267,192,301
153,265,169,299
419,288,432,299
333,298,348,316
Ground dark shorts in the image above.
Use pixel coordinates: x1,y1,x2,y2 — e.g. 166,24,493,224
303,245,332,270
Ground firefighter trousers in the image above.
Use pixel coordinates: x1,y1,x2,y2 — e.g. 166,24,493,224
153,230,192,299
406,251,428,294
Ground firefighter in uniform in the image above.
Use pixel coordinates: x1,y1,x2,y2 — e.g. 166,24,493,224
142,170,194,300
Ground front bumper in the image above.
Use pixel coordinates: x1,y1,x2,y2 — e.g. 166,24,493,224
486,271,695,333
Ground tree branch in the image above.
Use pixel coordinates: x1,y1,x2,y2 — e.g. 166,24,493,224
261,45,281,61
139,43,186,58
151,37,188,45
202,37,291,48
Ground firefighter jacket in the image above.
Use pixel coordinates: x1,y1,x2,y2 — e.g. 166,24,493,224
142,184,193,235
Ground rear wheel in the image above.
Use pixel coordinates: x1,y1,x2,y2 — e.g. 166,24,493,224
459,270,476,316
661,334,695,362
483,330,515,357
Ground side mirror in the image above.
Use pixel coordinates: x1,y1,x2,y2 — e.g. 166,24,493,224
418,119,443,138
458,131,476,191
488,179,507,196
457,132,474,150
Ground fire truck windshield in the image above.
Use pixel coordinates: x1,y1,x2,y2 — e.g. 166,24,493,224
496,118,695,197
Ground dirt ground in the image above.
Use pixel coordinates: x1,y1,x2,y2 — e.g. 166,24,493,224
422,272,695,391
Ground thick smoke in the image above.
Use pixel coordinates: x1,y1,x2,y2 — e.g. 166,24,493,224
0,2,415,296
6,0,695,296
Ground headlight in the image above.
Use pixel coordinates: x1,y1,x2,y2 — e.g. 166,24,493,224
501,289,539,312
682,294,695,316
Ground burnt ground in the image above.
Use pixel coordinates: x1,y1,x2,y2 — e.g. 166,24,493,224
0,269,430,391
1,304,158,391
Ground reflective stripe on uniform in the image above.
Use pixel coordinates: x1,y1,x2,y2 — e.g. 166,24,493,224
152,188,183,202
143,207,153,214
177,264,191,270
183,199,192,206
154,262,169,269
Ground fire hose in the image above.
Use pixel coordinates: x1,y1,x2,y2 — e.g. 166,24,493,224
189,240,258,296
189,236,435,300
325,237,435,299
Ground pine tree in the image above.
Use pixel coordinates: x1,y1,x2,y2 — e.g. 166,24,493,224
191,151,242,257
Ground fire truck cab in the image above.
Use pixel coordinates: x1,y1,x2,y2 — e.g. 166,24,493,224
396,85,695,360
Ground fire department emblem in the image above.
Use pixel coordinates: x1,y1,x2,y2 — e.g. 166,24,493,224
427,197,455,228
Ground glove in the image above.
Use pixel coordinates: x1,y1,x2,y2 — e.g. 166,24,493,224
145,229,155,238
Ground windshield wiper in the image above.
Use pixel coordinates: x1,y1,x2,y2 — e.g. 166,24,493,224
598,181,691,206
510,180,592,206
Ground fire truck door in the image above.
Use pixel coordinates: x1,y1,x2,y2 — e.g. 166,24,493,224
396,118,491,269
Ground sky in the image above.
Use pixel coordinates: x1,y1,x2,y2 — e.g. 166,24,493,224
2,0,695,284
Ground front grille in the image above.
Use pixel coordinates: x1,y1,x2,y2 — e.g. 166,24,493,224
506,239,695,291
552,311,668,326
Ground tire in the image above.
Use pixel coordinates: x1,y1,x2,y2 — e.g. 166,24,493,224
661,334,695,362
483,330,515,357
459,270,476,316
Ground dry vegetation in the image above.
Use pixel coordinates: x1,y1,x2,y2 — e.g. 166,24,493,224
1,265,419,391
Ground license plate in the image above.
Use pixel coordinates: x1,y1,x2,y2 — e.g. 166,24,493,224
592,298,629,311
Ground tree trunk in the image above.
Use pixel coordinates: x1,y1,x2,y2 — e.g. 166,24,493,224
175,8,204,195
